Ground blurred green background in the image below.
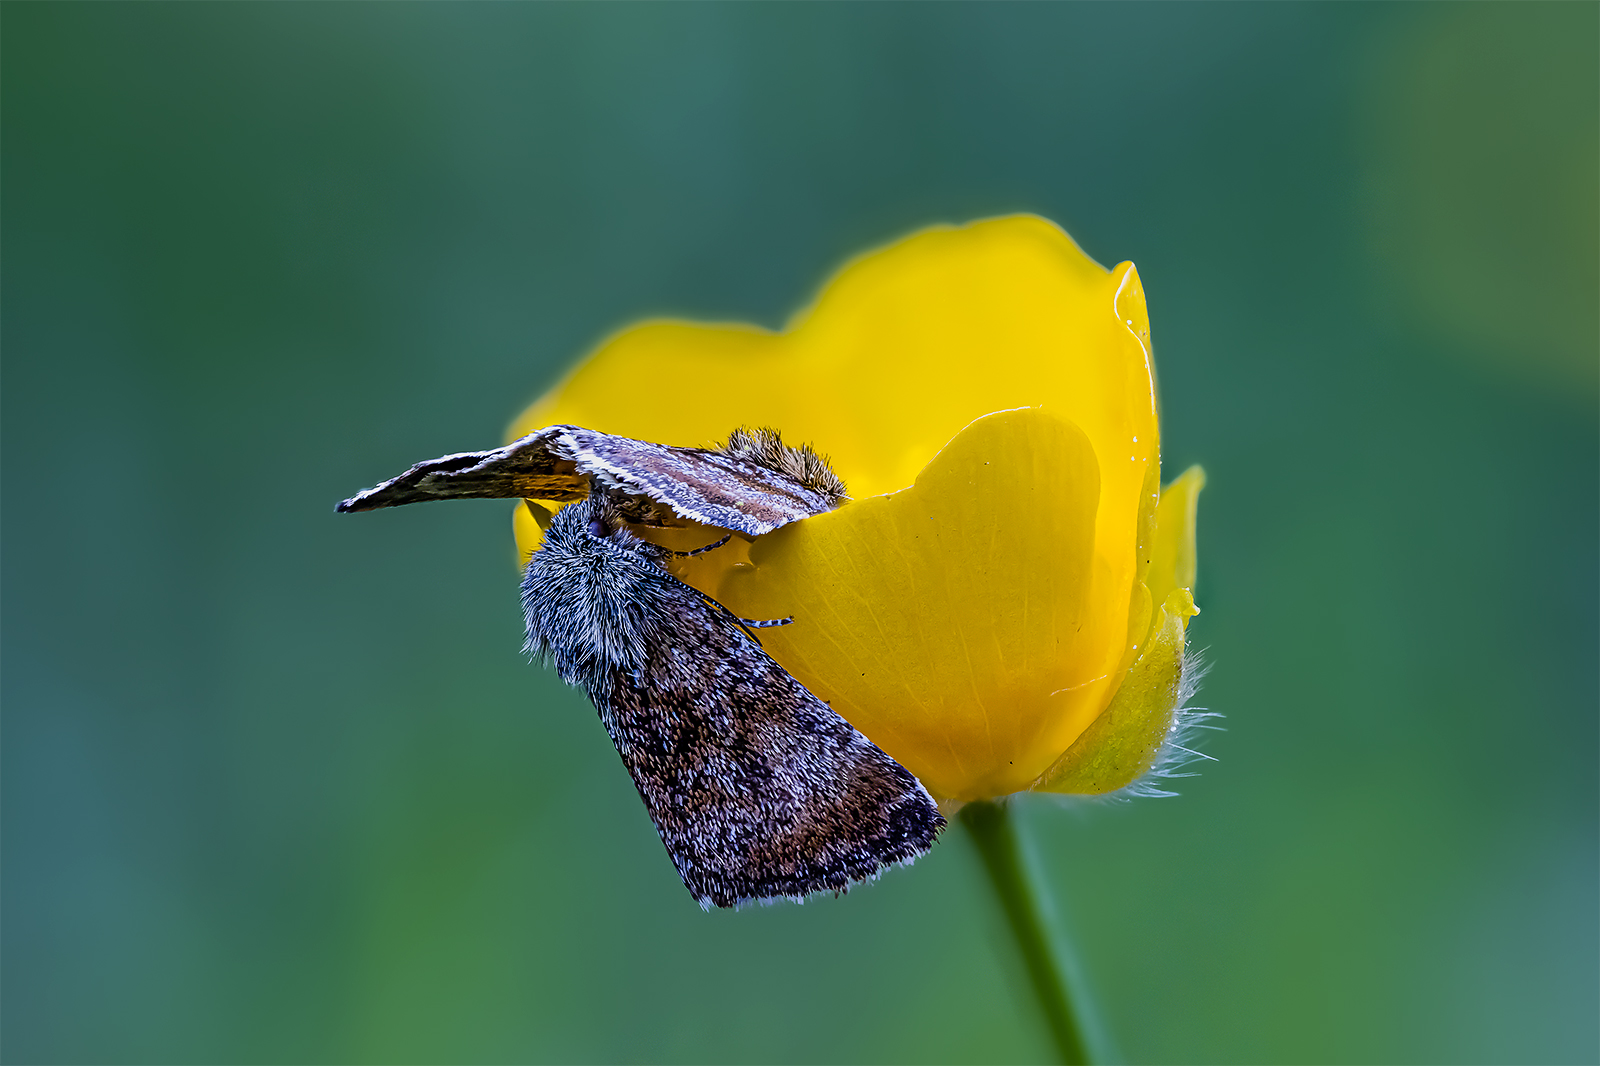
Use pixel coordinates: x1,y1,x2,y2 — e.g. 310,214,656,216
4,4,1596,1064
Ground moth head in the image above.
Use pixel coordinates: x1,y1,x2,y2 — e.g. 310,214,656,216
577,490,638,544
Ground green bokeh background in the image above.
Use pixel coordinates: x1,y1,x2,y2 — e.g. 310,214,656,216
4,5,1596,1063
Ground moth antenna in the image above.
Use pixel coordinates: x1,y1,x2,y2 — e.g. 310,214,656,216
656,570,776,645
683,580,793,633
723,612,793,642
737,616,794,629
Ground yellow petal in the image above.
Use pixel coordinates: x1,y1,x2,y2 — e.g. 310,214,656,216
692,409,1129,801
508,216,1168,800
511,216,1159,590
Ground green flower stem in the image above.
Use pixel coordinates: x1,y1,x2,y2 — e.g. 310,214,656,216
960,799,1096,1066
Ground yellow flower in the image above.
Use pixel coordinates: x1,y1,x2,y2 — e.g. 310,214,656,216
510,215,1203,802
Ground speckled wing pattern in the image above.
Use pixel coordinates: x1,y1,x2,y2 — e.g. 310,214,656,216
607,580,941,908
336,426,586,512
335,424,846,535
518,493,944,909
555,427,846,535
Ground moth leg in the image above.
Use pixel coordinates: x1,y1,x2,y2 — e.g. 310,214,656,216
667,533,732,558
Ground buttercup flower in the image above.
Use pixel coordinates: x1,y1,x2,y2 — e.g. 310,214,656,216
510,215,1203,803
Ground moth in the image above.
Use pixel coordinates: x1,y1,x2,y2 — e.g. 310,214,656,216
339,425,945,908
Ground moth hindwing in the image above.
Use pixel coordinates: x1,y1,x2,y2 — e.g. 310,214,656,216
340,424,943,907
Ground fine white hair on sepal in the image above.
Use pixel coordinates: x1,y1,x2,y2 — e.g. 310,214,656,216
1112,646,1219,800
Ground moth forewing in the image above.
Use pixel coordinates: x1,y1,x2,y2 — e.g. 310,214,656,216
556,427,848,534
524,492,944,908
335,425,588,513
337,424,848,535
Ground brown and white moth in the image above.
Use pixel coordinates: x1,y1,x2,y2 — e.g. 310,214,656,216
339,425,944,908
